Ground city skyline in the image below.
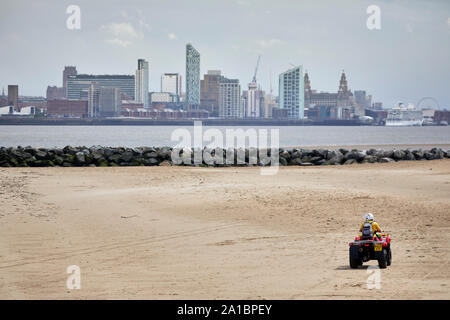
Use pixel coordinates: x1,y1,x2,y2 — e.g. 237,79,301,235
1,0,450,108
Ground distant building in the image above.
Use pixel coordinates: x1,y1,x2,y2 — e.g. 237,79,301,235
8,85,19,111
434,110,450,124
67,74,135,100
279,66,304,119
1,88,8,106
63,66,77,97
161,73,182,101
87,84,100,118
243,82,265,118
19,96,47,110
354,90,366,106
373,102,383,110
262,94,277,119
186,43,200,107
272,107,288,119
304,70,356,120
365,94,373,109
46,86,65,101
354,90,368,117
150,92,177,104
99,87,121,117
135,59,149,108
200,70,223,116
219,78,242,118
121,101,144,111
47,99,88,117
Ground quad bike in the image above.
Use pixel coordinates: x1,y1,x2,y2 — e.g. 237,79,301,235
349,233,392,269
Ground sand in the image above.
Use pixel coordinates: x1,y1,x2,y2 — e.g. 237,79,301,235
0,160,449,299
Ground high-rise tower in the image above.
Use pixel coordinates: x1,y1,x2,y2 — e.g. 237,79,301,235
279,66,304,119
186,43,200,107
135,59,149,108
63,66,77,97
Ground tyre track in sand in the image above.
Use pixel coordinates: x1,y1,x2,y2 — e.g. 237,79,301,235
0,222,242,270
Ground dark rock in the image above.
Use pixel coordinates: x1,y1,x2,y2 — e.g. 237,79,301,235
75,152,86,164
412,150,424,159
279,150,291,159
309,156,323,164
379,157,394,163
291,150,302,160
364,155,378,163
120,151,134,163
144,158,159,166
383,150,394,158
405,151,415,161
344,150,366,162
35,150,48,160
393,150,406,160
424,152,435,160
288,158,303,166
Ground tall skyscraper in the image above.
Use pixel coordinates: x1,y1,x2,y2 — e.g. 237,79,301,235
161,73,182,101
135,59,149,108
200,70,223,116
87,84,99,118
244,82,264,118
7,85,18,111
186,43,200,107
219,78,242,118
279,66,304,119
63,66,77,97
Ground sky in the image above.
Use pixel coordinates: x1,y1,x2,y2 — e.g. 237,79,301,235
0,0,449,108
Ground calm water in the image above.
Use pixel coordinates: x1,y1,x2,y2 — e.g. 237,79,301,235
0,125,449,148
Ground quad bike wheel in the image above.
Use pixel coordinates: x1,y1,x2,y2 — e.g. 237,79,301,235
387,249,392,266
378,248,388,269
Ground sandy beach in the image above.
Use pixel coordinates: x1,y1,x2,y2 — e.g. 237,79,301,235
0,160,449,299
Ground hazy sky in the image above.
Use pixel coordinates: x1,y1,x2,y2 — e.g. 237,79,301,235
1,0,449,108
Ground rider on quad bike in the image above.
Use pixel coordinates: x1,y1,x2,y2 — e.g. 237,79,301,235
359,213,382,239
349,213,392,268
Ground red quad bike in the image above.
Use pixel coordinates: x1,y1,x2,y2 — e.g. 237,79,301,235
349,233,392,269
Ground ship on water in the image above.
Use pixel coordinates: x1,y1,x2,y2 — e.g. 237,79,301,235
385,102,424,126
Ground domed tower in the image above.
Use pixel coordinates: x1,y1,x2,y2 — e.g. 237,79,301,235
337,70,353,110
338,70,348,95
304,70,311,107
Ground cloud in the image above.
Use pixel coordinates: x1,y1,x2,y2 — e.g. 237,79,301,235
139,19,151,32
168,32,177,40
236,0,250,7
405,23,413,33
100,22,140,47
256,38,285,48
106,38,132,48
101,22,138,38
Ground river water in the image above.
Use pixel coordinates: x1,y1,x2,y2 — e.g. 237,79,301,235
0,125,449,148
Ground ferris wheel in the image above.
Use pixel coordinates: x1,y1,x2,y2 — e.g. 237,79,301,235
416,97,440,110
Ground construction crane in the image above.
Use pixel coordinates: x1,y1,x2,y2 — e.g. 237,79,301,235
252,55,261,83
